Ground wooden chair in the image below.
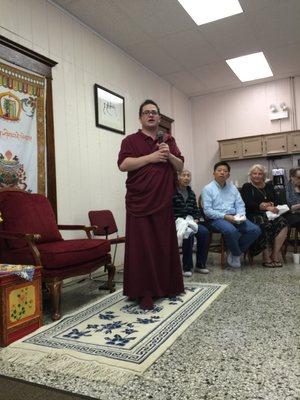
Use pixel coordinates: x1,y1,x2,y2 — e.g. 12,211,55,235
0,189,115,321
283,225,300,258
207,229,226,267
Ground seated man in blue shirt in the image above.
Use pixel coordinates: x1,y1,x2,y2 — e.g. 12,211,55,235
201,161,261,268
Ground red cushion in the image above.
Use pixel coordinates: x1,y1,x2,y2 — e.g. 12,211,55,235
42,256,111,279
0,191,62,249
2,239,110,269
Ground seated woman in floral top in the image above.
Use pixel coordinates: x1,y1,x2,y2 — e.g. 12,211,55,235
240,164,288,268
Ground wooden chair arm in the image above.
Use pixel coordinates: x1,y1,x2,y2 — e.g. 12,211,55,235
0,231,40,241
57,225,97,239
24,234,42,265
0,231,41,265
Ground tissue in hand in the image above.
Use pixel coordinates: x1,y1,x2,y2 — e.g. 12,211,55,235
233,214,246,224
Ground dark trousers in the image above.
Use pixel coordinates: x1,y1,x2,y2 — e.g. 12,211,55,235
182,224,210,271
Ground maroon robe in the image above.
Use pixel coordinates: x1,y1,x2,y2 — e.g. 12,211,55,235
118,130,184,298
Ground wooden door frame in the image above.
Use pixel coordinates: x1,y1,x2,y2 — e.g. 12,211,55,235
0,35,58,217
159,113,174,134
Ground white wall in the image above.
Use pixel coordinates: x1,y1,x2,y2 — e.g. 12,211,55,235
171,87,194,175
0,0,193,265
191,78,300,196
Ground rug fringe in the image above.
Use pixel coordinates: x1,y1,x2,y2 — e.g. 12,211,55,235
0,348,135,385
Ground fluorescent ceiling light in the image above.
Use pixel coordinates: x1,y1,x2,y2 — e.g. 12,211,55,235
177,0,243,25
226,52,273,82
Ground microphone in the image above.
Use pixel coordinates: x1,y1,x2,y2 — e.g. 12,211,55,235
156,131,164,144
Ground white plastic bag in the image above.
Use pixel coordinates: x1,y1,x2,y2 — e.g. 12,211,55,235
175,215,198,246
266,204,289,220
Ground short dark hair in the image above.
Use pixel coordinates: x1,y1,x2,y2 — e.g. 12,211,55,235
290,167,300,178
139,99,160,117
214,161,231,172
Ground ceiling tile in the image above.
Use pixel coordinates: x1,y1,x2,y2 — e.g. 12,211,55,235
125,43,183,75
191,62,240,90
114,0,196,37
163,70,207,96
246,1,300,49
160,30,221,68
54,0,77,6
92,16,151,48
55,0,151,47
267,43,300,76
239,0,281,12
199,13,260,59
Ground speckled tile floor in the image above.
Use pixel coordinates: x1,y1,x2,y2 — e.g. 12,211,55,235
0,254,299,400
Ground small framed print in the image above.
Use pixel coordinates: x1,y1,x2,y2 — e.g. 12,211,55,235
94,84,125,134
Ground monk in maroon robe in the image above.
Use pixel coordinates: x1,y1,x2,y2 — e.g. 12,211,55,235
118,99,184,310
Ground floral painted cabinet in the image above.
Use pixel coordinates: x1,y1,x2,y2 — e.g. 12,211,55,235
0,265,42,346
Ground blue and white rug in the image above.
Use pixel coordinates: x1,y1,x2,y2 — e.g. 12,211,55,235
1,283,226,380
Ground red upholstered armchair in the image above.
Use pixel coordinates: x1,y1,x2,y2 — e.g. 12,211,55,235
0,189,115,321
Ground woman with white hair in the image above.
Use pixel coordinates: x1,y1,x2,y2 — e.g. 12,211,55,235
173,169,210,276
240,164,288,267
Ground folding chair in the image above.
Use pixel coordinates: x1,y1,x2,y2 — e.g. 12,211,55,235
88,210,125,266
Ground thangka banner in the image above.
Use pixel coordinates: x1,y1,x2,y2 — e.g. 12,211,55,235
0,62,46,193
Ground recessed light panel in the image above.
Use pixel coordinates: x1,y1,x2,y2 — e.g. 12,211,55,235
178,0,243,25
226,52,273,82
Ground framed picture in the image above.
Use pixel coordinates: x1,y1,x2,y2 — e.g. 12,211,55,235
94,84,125,134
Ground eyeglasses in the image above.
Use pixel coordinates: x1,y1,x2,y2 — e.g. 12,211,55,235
142,110,159,116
